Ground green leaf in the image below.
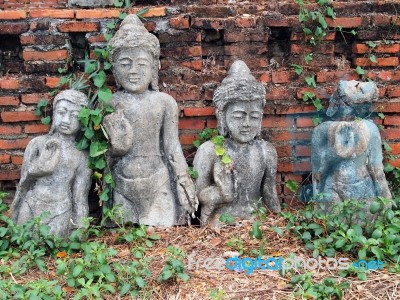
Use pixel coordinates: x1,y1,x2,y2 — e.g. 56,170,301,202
114,0,124,7
302,231,311,240
219,212,235,225
136,7,149,18
290,64,303,76
335,238,346,249
104,62,112,71
357,272,368,281
120,283,131,296
369,54,377,64
100,188,110,202
305,75,316,88
215,145,225,156
285,179,298,192
98,86,113,103
177,273,190,281
41,116,51,125
304,53,313,64
371,246,384,260
271,226,284,237
193,140,201,148
369,201,381,214
378,112,385,120
119,12,127,20
312,98,323,111
93,71,107,88
312,115,322,125
366,41,377,48
383,142,392,152
358,248,366,260
326,7,336,18
303,27,312,35
73,264,84,277
104,33,113,42
303,91,315,102
95,157,106,169
350,30,357,36
90,141,108,157
221,154,232,165
250,221,263,239
84,127,94,139
135,277,145,288
355,66,365,75
318,14,328,29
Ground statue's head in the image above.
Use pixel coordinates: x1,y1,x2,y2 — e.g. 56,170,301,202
326,80,378,120
109,14,160,93
213,60,266,144
50,89,88,136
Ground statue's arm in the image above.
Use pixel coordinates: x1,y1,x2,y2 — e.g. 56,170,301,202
162,95,198,213
71,155,92,228
311,124,328,196
367,123,392,199
262,143,280,212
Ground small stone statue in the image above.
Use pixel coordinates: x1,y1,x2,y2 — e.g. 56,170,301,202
193,60,281,225
103,14,197,226
12,90,92,238
312,80,391,211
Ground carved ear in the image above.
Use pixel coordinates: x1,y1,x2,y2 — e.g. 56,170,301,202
217,110,227,136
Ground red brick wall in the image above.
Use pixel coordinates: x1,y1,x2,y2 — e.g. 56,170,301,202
1,1,399,202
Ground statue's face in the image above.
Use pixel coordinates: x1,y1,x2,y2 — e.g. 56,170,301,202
53,100,81,136
114,48,153,94
225,101,263,144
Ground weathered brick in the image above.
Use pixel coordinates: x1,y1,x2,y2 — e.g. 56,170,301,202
0,154,11,164
0,22,29,34
179,134,198,145
265,87,295,101
168,85,202,101
0,170,20,181
271,71,297,84
159,31,201,43
57,22,99,32
187,6,236,18
276,105,316,115
75,9,119,19
297,88,332,100
259,72,270,83
296,117,314,128
0,10,26,19
295,145,311,157
224,44,267,56
353,57,399,67
181,60,203,71
234,16,257,28
326,17,363,28
224,29,268,42
169,16,190,29
352,43,400,54
29,9,74,18
130,7,166,18
30,21,49,31
0,78,19,90
382,128,400,140
276,145,292,158
178,119,206,130
45,77,62,88
1,111,40,122
0,96,19,106
24,62,67,73
316,71,358,83
11,155,23,165
0,138,31,150
23,50,68,61
161,46,202,58
388,144,400,155
24,124,50,134
21,93,50,104
262,116,294,128
183,107,215,117
0,125,22,134
387,86,400,98
291,32,335,41
20,34,67,46
384,116,400,126
291,43,334,55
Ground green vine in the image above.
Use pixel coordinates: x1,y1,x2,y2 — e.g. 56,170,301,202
193,128,232,165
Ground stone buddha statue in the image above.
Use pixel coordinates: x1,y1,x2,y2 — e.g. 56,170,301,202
103,14,197,226
312,80,391,213
193,60,281,225
12,90,92,238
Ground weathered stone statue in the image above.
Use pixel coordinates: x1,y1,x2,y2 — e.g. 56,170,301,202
103,14,197,226
312,80,391,212
12,90,92,238
193,60,281,225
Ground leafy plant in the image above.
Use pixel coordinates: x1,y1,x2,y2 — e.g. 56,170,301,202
158,246,190,282
193,128,232,165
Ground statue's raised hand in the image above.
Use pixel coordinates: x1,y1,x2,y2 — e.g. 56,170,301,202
177,174,198,216
213,161,236,203
103,112,133,156
29,139,61,177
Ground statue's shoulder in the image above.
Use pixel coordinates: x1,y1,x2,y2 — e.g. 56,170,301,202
196,140,218,158
257,139,276,153
26,135,47,149
154,91,177,106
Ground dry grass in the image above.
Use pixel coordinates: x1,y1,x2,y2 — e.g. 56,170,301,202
4,211,400,300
